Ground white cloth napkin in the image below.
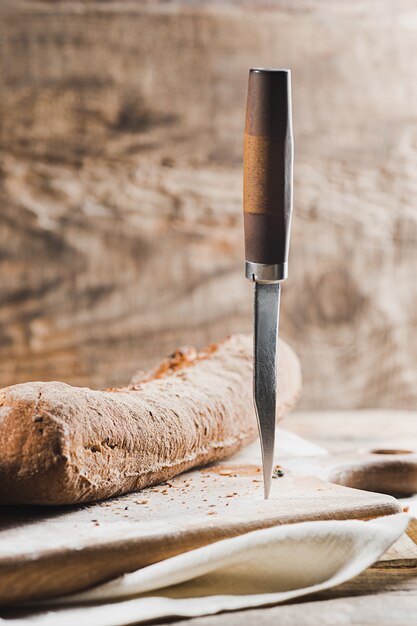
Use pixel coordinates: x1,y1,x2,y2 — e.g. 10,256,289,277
4,513,412,626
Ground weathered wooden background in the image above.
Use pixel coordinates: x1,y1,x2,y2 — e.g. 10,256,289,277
0,0,416,408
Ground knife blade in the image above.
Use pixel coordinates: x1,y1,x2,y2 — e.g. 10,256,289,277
243,68,294,499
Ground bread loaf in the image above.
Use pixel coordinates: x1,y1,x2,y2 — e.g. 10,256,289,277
0,334,301,505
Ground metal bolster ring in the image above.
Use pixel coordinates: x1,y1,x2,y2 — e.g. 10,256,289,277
245,262,288,284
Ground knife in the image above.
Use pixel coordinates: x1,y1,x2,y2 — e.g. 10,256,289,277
243,68,294,499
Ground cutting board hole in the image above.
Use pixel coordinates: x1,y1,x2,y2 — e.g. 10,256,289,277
371,448,413,455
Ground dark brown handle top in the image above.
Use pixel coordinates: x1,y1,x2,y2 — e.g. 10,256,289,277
243,68,293,271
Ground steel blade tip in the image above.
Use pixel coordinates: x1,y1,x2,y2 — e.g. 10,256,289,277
258,431,275,499
263,467,273,500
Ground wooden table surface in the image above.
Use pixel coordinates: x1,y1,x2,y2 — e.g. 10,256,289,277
159,410,417,626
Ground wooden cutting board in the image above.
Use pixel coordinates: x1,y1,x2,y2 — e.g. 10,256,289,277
1,432,415,605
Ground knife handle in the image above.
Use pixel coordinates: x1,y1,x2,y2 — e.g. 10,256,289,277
243,68,293,283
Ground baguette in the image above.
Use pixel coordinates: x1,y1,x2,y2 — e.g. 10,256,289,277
0,334,301,505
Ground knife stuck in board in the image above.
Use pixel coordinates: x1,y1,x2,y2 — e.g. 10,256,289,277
243,68,294,499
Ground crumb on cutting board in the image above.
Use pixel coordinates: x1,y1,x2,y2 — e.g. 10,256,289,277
272,465,285,478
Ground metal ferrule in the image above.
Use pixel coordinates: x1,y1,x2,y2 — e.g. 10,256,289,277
245,261,288,284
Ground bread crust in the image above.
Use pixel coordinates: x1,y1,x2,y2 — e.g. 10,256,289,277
0,334,301,505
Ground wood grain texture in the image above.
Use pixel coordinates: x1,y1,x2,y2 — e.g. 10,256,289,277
0,1,416,408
